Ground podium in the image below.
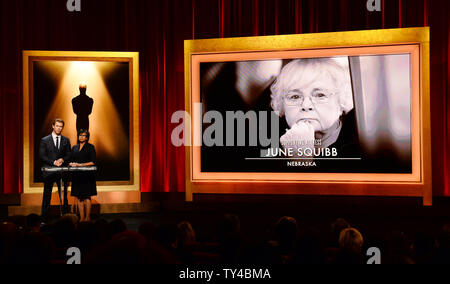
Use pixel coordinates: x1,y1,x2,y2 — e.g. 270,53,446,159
41,166,97,216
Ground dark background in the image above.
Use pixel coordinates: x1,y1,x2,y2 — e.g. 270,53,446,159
0,0,448,195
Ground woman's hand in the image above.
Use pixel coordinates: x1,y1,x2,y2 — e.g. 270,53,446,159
280,121,315,157
280,121,315,147
69,162,82,167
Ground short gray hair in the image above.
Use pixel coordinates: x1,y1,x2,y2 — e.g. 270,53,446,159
270,58,354,117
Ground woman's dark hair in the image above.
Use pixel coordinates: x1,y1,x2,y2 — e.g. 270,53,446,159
77,129,90,143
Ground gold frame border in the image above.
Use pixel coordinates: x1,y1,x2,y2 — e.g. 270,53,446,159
23,50,140,194
184,27,431,205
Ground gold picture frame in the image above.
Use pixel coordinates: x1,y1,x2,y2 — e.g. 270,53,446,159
23,51,140,195
184,27,431,205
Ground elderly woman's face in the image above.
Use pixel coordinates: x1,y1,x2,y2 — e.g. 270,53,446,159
283,74,342,132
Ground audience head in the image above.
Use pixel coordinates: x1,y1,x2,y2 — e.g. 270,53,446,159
77,221,100,251
62,214,79,226
156,224,179,251
338,227,364,254
177,221,196,246
330,218,350,246
138,222,157,241
217,214,240,239
109,219,127,236
274,216,298,243
87,231,148,264
26,214,41,232
52,215,78,248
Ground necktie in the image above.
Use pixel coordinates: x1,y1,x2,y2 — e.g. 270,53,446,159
56,136,60,149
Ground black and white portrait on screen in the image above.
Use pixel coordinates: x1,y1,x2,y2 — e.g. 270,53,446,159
199,54,412,173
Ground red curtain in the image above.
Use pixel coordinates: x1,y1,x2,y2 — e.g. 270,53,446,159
0,0,449,195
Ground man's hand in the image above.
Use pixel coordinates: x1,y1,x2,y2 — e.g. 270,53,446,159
69,162,82,167
53,158,64,167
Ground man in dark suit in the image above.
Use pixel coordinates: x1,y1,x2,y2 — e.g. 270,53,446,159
39,118,71,221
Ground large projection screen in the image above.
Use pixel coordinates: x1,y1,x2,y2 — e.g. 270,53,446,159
184,28,431,205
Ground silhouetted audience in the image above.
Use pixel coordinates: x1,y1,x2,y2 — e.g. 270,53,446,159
109,219,127,236
292,228,327,264
155,224,179,254
273,216,298,255
429,223,450,264
259,216,299,264
334,227,364,264
86,230,148,264
2,213,450,264
26,214,41,233
8,232,55,264
329,218,350,247
51,214,78,249
175,221,198,264
412,231,435,264
384,230,414,264
138,221,157,241
0,222,17,264
216,214,245,264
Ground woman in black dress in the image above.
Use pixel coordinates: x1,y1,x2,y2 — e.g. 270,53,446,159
69,129,97,222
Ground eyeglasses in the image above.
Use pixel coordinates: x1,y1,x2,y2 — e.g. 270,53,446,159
79,134,88,137
284,90,334,106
